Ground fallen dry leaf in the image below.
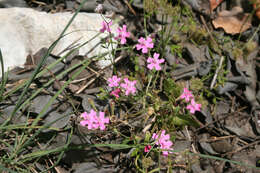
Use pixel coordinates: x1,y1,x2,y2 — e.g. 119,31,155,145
210,0,224,11
212,7,251,35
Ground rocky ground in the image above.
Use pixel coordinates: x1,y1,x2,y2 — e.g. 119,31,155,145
1,0,260,172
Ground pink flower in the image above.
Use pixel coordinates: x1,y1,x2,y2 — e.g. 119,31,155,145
147,53,165,70
186,99,201,114
80,110,99,130
110,88,121,98
96,111,110,130
80,109,109,130
100,21,112,33
120,78,137,96
144,145,152,153
108,75,121,87
152,130,173,156
115,25,130,44
180,88,193,102
136,36,154,54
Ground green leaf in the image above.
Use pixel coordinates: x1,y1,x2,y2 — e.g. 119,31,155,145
163,78,181,101
172,114,199,127
144,131,151,143
130,148,139,157
92,143,133,149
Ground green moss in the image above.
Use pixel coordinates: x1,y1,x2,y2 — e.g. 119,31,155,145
244,41,257,55
142,157,154,169
232,47,243,60
163,78,182,102
190,28,208,45
144,0,157,15
190,78,204,91
172,34,181,43
209,39,221,55
144,0,178,16
170,44,183,58
197,94,208,108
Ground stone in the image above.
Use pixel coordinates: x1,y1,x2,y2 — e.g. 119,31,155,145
78,0,124,13
210,139,233,154
0,0,27,8
0,8,118,76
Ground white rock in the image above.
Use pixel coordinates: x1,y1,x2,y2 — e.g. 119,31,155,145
0,0,27,8
0,8,117,76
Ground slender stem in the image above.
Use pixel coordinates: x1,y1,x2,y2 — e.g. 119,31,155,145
146,75,153,94
152,70,159,89
144,12,148,37
143,75,153,110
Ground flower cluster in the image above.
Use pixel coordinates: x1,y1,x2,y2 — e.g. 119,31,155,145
115,25,130,45
107,75,137,98
152,130,173,156
99,21,165,71
135,36,164,71
100,21,112,33
99,21,171,157
100,21,130,45
80,109,109,130
180,88,201,114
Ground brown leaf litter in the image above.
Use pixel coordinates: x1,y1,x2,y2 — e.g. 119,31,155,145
212,6,251,35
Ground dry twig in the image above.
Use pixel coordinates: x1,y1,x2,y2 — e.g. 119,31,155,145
210,56,224,89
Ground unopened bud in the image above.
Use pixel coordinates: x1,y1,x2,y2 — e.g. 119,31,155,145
95,4,103,13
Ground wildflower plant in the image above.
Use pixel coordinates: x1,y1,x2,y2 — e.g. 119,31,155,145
179,88,201,114
92,7,208,171
97,19,181,168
